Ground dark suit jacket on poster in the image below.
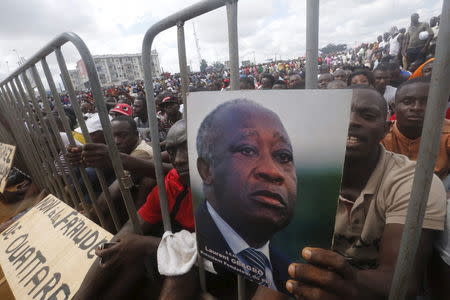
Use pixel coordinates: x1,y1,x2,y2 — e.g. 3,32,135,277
195,201,290,294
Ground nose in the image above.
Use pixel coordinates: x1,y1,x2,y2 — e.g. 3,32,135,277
411,100,425,111
348,111,362,128
114,136,121,146
254,152,284,184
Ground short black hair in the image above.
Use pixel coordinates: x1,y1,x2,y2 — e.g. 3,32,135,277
348,70,375,86
111,115,138,134
395,76,431,101
350,84,388,117
374,62,390,72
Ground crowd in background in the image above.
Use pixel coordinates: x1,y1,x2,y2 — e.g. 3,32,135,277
1,11,449,300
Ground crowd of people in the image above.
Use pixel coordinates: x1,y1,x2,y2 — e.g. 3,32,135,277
1,11,449,300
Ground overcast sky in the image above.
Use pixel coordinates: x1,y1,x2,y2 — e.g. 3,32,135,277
0,0,443,82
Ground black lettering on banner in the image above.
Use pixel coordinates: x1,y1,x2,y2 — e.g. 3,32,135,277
9,244,30,264
73,228,92,245
33,272,61,300
18,250,46,283
24,266,49,295
1,221,21,240
47,283,70,300
38,199,60,215
5,234,28,254
66,220,85,239
34,197,53,210
78,230,99,251
49,208,64,225
13,247,35,271
53,211,77,230
60,216,79,236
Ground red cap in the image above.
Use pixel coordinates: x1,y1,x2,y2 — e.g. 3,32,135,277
110,103,133,116
161,96,178,105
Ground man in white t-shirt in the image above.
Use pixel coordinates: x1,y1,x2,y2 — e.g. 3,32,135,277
373,63,397,110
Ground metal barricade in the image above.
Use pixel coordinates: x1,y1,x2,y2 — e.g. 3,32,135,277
0,0,448,298
0,32,140,234
140,0,245,297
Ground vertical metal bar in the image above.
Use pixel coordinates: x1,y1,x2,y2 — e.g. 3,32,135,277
17,74,64,197
31,64,105,223
71,40,144,235
226,0,239,90
21,71,70,200
29,65,79,208
143,55,172,233
388,0,450,299
40,58,91,211
225,1,245,297
53,49,122,232
0,86,43,189
305,0,319,89
13,76,59,193
9,78,47,189
1,83,50,191
1,83,40,184
177,21,189,116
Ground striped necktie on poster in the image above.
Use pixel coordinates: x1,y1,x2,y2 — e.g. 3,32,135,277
239,247,269,287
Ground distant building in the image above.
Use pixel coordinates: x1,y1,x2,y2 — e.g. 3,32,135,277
65,69,85,91
83,51,161,87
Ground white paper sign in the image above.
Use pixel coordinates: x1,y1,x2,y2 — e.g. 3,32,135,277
0,195,113,300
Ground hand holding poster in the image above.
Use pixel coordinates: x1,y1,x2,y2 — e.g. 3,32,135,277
0,195,113,300
0,143,16,193
187,90,351,293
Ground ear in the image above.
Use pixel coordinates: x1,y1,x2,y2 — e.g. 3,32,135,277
197,157,213,185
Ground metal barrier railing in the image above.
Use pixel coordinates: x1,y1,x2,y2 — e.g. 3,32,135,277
140,0,245,296
0,0,448,299
0,32,141,235
389,0,450,299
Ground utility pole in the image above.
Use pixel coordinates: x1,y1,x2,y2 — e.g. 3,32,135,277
192,22,202,70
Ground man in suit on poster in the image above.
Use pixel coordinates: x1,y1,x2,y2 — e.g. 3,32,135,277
195,99,297,293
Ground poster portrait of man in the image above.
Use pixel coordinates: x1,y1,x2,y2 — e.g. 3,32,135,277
187,90,352,293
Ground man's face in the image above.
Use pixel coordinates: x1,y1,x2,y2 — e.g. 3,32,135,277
166,122,189,186
373,70,391,93
132,99,146,118
411,13,419,23
334,70,347,82
208,107,297,236
111,120,138,154
318,74,334,89
346,89,388,160
351,74,370,86
395,82,429,129
162,102,180,116
288,75,303,89
261,77,273,89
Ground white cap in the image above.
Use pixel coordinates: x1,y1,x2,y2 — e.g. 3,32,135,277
75,113,112,134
